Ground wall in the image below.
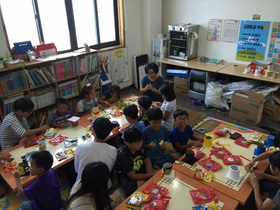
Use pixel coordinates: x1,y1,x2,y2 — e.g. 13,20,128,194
162,0,280,64
0,0,162,89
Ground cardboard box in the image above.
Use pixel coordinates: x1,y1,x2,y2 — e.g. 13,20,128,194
230,90,265,124
174,76,189,95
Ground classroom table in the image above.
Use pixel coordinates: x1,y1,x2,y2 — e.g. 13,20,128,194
0,96,138,192
173,123,269,205
157,57,231,72
157,57,280,84
116,169,239,210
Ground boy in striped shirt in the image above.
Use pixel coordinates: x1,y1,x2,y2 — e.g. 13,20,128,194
0,98,49,151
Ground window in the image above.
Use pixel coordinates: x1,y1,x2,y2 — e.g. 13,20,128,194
0,0,121,53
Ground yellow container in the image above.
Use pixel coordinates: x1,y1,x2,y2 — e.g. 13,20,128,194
204,135,213,148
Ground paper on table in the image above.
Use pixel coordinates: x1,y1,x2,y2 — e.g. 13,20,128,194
67,116,80,122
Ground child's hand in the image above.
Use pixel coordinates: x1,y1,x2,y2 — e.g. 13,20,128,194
149,142,156,149
199,137,204,142
252,171,266,180
155,102,162,107
192,141,203,147
248,173,259,189
13,170,21,179
104,101,110,107
244,160,255,171
41,125,50,132
119,127,125,134
97,104,102,108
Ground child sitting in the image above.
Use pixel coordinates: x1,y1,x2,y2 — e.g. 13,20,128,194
245,133,280,201
51,98,73,128
137,95,152,127
64,161,121,209
99,84,121,106
74,117,117,188
14,151,61,210
117,127,157,197
170,110,203,155
155,84,177,130
77,84,100,117
0,98,49,151
249,151,280,209
123,104,145,132
142,107,174,169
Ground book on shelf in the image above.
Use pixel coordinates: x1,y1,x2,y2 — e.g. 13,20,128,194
3,93,25,115
54,59,76,80
35,108,56,126
0,71,28,96
58,79,79,98
77,54,98,74
30,86,56,108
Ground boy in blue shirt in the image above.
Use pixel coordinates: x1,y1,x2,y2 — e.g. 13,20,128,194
137,95,152,127
142,107,174,169
170,110,203,155
14,151,61,210
123,104,145,132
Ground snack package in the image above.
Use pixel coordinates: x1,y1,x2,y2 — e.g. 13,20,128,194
125,191,148,210
49,134,68,146
222,155,243,165
234,137,251,148
44,128,58,138
245,133,261,142
55,151,68,161
210,146,232,159
193,169,213,183
214,129,228,137
111,108,123,118
192,201,218,210
143,199,169,210
143,182,169,202
23,136,41,148
64,147,76,156
193,149,206,160
64,138,78,148
230,132,242,140
198,157,223,172
190,188,218,205
159,140,175,155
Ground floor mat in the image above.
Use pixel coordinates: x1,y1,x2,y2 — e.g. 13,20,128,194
177,106,207,128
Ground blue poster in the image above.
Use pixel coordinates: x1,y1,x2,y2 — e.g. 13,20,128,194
236,21,270,62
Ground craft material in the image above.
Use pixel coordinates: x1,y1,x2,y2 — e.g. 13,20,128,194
38,139,47,151
143,198,169,210
49,134,68,146
183,150,198,165
214,129,228,137
222,155,243,165
204,136,214,148
193,149,206,160
234,137,251,148
199,157,223,172
125,191,148,210
230,132,242,140
210,146,232,159
21,154,30,175
23,136,41,148
55,151,68,161
195,127,208,134
192,201,218,210
225,165,243,182
193,169,213,183
189,188,218,204
143,182,169,202
159,140,175,155
4,158,18,173
265,135,275,148
254,142,266,155
162,162,173,175
44,128,57,138
64,138,78,148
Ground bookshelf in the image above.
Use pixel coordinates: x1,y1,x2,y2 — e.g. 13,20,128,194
0,50,101,126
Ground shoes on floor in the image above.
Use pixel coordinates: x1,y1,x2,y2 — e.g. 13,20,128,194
217,107,230,113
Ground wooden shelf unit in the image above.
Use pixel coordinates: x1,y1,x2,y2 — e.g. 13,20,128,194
0,50,101,125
